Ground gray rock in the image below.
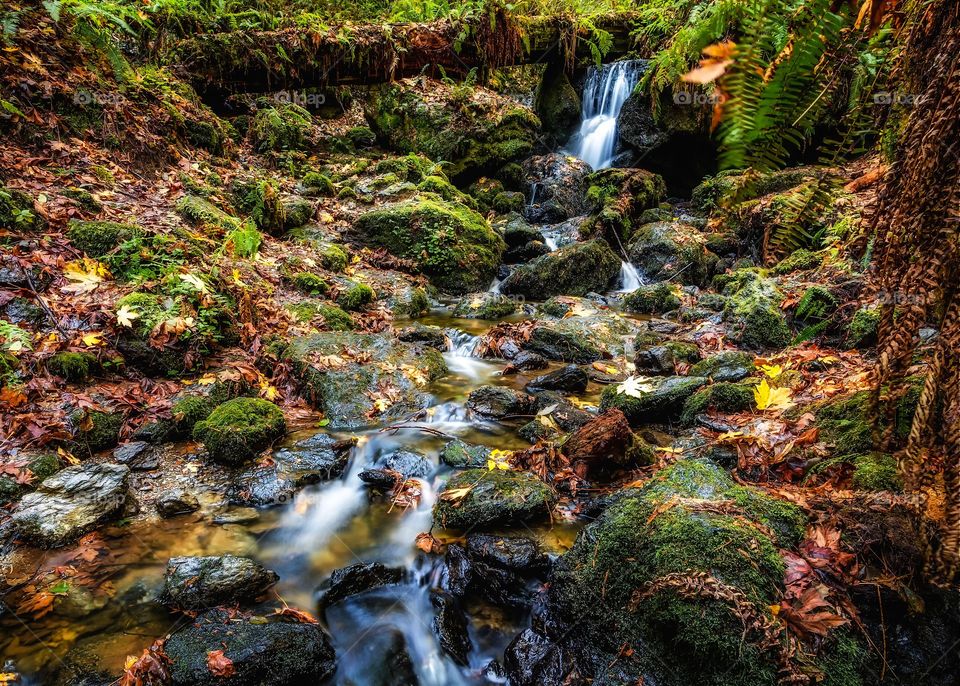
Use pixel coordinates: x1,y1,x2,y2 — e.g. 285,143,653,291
113,441,159,470
627,221,718,287
273,432,353,485
155,489,200,518
163,555,278,610
688,351,756,382
522,154,592,222
467,386,537,418
376,449,431,478
525,364,588,393
12,463,130,546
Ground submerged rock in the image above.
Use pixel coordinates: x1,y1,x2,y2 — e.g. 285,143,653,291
434,469,555,530
499,239,620,299
12,463,130,546
524,364,588,393
316,562,405,610
156,489,200,518
165,609,335,686
163,555,278,610
272,432,354,485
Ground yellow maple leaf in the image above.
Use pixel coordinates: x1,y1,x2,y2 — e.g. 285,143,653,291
116,304,140,328
62,260,108,294
82,331,104,347
57,446,80,465
232,269,247,287
439,485,473,503
259,382,279,401
759,364,783,380
754,378,793,411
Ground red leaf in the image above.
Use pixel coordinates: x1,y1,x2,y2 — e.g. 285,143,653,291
206,650,235,677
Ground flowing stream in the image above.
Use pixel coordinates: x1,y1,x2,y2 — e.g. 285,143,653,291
571,60,643,170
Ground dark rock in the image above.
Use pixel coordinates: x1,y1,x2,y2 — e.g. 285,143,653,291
467,385,536,418
376,449,431,478
535,64,581,140
12,463,130,546
273,432,353,485
525,364,588,393
229,465,295,508
439,439,490,469
627,221,718,287
434,469,555,530
532,392,594,431
444,542,541,607
431,590,472,666
634,342,701,376
112,441,159,470
163,555,278,611
499,239,620,299
165,609,336,686
466,533,548,574
396,323,449,350
522,154,592,222
688,350,755,382
155,489,200,518
599,375,710,425
358,469,400,491
508,350,549,372
316,562,405,609
504,240,550,264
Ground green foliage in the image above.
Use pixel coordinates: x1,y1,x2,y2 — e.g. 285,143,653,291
225,222,262,258
0,320,33,354
48,351,98,382
622,283,681,315
291,272,329,295
681,381,755,424
71,408,123,454
67,220,142,257
249,103,312,152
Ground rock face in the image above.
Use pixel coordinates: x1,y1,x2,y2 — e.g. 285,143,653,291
521,154,592,222
688,350,756,382
285,332,447,428
499,239,621,299
364,77,540,181
627,221,718,286
431,591,472,665
163,555,278,611
316,562,405,609
535,65,581,141
434,469,555,530
521,304,641,363
12,463,130,546
355,197,504,294
600,375,709,425
446,534,549,607
505,459,807,686
165,609,336,686
525,364,588,393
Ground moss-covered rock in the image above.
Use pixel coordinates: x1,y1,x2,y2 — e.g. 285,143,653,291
852,453,903,492
434,468,555,530
284,333,447,428
723,272,791,350
626,221,717,287
365,78,540,181
847,306,880,348
688,350,755,382
691,167,818,213
582,168,667,241
535,64,581,138
634,341,700,375
622,283,681,314
681,382,755,424
67,220,142,257
533,458,805,685
193,398,286,466
176,195,240,231
600,375,709,425
336,282,375,311
773,248,822,274
0,453,61,506
70,409,124,455
499,239,620,299
0,186,45,232
355,198,504,294
47,351,98,382
452,293,518,320
519,304,640,363
301,171,335,197
439,439,491,469
290,272,329,295
391,287,431,318
249,102,313,152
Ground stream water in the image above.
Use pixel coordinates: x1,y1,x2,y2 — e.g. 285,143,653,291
1,59,649,685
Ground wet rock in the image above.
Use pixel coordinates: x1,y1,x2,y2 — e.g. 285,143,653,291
358,469,399,491
452,292,518,320
163,555,278,610
621,282,681,315
396,323,449,350
272,432,353,485
213,507,259,525
12,463,130,546
434,469,555,530
316,562,405,609
467,385,537,418
229,465,295,508
532,392,594,431
688,350,756,382
499,214,543,248
165,609,336,686
112,441,159,471
467,533,549,574
633,342,701,376
193,398,286,466
286,332,447,428
627,221,718,287
521,154,592,222
439,439,490,469
446,535,548,607
359,628,420,686
156,489,200,518
600,375,709,425
561,409,649,470
535,64,581,140
499,239,620,299
508,350,549,372
522,305,640,363
581,167,667,241
525,364,588,393
431,590,472,666
376,449,431,478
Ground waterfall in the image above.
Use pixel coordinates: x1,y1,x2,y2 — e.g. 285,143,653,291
616,261,643,292
572,61,642,170
540,230,559,251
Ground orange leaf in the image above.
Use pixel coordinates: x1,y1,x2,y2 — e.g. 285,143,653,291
206,650,235,677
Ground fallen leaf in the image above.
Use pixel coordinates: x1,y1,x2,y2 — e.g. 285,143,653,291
206,650,235,677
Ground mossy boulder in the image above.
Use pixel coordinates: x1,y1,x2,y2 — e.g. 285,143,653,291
847,306,880,348
688,350,755,382
773,248,822,274
622,283,681,314
434,468,556,530
499,239,620,299
439,439,490,469
193,398,286,466
365,78,540,181
535,64,581,139
681,382,755,424
691,167,818,213
627,221,717,287
634,341,700,376
520,305,639,363
355,198,504,294
301,171,335,197
1,186,45,232
284,333,447,428
600,376,709,425
512,459,806,685
289,272,329,295
722,271,791,350
249,102,313,152
70,409,124,455
391,287,431,318
452,293,518,320
176,195,240,231
47,351,98,382
67,220,142,257
582,168,667,241
521,154,593,222
336,282,375,311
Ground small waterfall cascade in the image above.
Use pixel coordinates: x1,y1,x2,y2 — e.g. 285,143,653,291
572,60,643,170
616,261,644,292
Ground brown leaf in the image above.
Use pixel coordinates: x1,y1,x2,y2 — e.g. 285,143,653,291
206,650,235,677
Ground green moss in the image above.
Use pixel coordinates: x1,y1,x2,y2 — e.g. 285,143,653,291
301,172,335,197
291,273,329,295
724,273,791,350
71,409,123,454
231,179,286,234
319,305,353,331
337,282,375,311
225,222,262,258
599,375,709,425
815,392,873,457
29,453,61,481
347,126,376,147
681,382,755,425
356,198,504,294
622,283,681,314
283,197,313,229
417,175,468,205
796,286,838,322
66,221,142,257
393,287,430,318
500,239,620,299
433,468,556,530
171,395,215,434
773,248,822,274
0,186,44,232
249,103,312,152
176,195,240,231
847,306,880,348
337,187,358,200
193,397,286,465
62,187,102,212
852,453,903,492
318,244,349,272
452,294,517,320
539,297,571,318
47,351,97,382
688,351,755,380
